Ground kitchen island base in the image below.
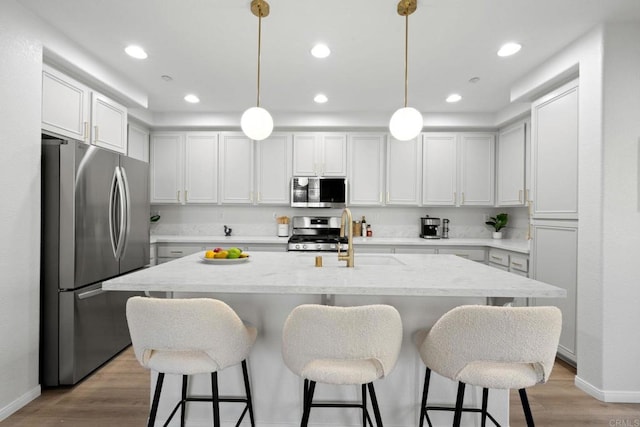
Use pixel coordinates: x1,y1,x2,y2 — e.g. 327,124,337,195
149,292,509,427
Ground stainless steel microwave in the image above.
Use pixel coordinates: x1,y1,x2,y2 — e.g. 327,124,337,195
291,176,347,208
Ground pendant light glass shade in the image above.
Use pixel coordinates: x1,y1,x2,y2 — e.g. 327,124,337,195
390,0,422,141
241,106,273,141
389,107,423,141
242,0,273,141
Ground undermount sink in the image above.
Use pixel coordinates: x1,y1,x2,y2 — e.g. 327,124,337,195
297,254,405,267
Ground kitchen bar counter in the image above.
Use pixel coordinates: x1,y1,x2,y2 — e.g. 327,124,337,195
104,252,562,427
151,234,531,253
104,251,560,298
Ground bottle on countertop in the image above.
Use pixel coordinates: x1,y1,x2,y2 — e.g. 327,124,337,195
361,216,367,237
366,224,372,237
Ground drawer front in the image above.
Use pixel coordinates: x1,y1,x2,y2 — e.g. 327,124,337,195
489,263,509,272
488,249,509,266
509,254,529,273
157,245,204,258
438,248,486,262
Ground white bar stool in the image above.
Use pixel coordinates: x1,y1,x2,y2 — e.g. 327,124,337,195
282,304,403,427
414,305,562,427
126,297,257,427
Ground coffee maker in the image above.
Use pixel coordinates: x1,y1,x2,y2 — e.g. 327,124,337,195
420,215,441,239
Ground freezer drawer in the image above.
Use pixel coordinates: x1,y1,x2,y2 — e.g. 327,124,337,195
55,284,140,385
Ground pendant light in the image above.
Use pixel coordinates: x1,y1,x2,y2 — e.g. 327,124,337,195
241,0,273,141
389,0,423,141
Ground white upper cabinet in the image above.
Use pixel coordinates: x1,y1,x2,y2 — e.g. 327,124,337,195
348,133,386,206
91,92,127,154
219,133,254,204
42,65,128,154
386,135,422,205
422,133,457,206
497,122,527,206
42,65,91,142
255,133,292,205
422,132,495,206
293,133,347,176
150,133,184,204
185,132,219,204
127,123,150,162
459,133,495,206
531,80,579,219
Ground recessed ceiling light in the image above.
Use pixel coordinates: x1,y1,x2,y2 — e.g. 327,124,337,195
314,94,328,104
468,76,480,84
311,43,331,58
497,42,522,57
446,94,462,103
184,94,200,104
124,45,148,59
161,75,173,82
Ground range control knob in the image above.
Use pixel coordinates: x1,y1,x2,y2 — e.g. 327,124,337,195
302,244,307,250
295,244,301,250
316,244,322,250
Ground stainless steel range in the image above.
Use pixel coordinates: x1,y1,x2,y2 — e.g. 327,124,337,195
287,216,349,251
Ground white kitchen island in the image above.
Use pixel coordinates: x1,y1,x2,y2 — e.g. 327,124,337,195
104,251,565,427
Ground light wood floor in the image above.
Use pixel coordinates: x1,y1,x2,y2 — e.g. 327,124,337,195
3,348,640,426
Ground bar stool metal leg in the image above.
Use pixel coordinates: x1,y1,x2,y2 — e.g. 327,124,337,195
481,387,489,427
180,375,188,427
519,388,535,427
452,382,466,427
367,382,383,427
211,372,220,427
240,360,255,427
419,368,432,427
301,380,316,427
148,372,164,427
362,384,368,427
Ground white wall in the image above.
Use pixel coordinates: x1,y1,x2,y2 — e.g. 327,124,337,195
600,24,640,398
0,0,43,419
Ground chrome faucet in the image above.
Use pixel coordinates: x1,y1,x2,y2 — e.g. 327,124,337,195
338,208,355,267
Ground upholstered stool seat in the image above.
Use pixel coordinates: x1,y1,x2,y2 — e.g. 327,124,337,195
126,297,257,427
282,304,402,427
415,305,562,427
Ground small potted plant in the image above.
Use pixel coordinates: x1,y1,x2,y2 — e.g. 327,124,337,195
485,213,508,239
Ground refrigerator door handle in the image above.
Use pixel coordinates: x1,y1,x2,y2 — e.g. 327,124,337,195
108,167,119,258
119,166,131,259
114,166,127,260
77,287,106,300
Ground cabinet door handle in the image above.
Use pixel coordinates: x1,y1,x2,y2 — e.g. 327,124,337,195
461,192,465,204
386,191,390,203
491,255,502,260
511,262,524,267
185,190,188,202
453,192,457,204
83,122,89,142
94,125,99,143
176,190,180,202
519,189,523,203
379,192,382,203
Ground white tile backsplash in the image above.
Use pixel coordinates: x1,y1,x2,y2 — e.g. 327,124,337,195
150,205,530,239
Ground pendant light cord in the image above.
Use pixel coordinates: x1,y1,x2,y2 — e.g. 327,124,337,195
256,8,262,108
404,10,409,108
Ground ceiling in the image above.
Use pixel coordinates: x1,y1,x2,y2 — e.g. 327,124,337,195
17,0,640,117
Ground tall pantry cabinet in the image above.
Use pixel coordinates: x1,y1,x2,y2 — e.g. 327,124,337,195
530,79,579,364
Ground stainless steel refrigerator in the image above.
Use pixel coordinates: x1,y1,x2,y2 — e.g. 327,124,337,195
41,136,148,386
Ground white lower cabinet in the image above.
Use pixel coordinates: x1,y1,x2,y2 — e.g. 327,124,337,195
531,221,578,363
438,247,486,262
156,244,207,264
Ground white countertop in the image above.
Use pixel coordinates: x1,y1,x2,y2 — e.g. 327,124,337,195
104,251,562,298
150,235,531,254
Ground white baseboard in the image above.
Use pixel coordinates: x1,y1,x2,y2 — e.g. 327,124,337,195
0,385,41,421
575,375,640,403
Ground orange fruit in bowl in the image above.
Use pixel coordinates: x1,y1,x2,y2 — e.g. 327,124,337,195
204,250,215,259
